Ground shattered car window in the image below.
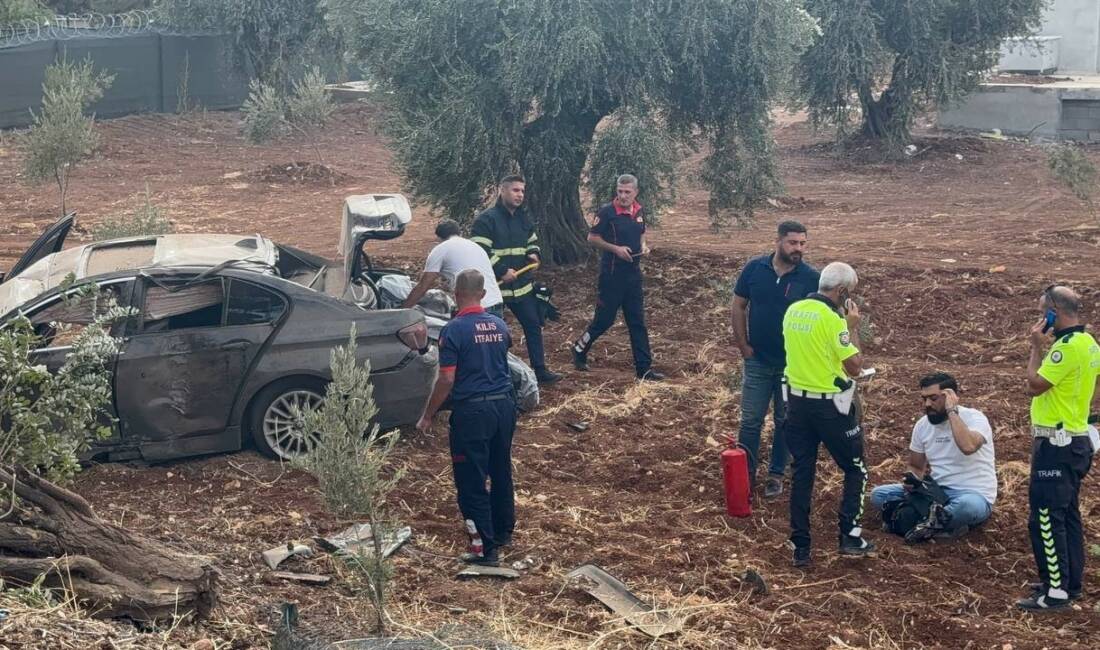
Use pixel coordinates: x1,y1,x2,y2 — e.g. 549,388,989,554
227,280,286,326
141,280,225,332
28,282,129,348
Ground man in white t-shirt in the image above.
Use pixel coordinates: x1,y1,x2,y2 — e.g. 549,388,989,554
870,372,996,542
402,220,505,313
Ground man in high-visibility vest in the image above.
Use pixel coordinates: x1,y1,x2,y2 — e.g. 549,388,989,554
1017,285,1098,611
782,261,873,567
471,175,561,385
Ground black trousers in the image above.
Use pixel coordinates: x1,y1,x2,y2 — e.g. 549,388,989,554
449,396,517,554
787,393,867,549
575,269,652,374
505,294,546,371
1028,436,1092,596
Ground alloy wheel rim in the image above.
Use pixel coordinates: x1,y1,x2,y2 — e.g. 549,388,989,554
262,389,323,459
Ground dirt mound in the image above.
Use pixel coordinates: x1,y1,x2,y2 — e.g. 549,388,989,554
246,161,354,185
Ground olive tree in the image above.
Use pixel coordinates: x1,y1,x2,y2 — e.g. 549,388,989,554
328,0,815,263
799,0,1046,147
22,57,114,218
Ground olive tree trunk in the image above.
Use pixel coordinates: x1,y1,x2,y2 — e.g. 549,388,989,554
0,466,217,621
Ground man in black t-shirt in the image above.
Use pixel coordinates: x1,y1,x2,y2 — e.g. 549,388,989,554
571,174,664,381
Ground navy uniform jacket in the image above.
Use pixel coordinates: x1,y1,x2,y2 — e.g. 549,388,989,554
591,201,646,275
439,306,513,402
471,200,540,302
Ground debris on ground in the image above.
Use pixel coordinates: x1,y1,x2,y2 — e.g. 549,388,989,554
455,566,520,580
565,421,589,432
740,569,769,597
566,564,684,638
315,524,411,559
510,556,540,571
263,542,314,569
270,571,332,586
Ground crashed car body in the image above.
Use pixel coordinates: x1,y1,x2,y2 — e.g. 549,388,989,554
0,195,438,461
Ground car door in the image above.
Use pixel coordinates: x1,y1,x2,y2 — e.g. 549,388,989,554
21,277,136,445
2,213,75,283
113,275,285,448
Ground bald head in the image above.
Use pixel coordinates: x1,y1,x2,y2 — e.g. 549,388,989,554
454,269,486,308
1043,285,1080,316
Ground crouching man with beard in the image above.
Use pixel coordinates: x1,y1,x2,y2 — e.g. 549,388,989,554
870,372,996,543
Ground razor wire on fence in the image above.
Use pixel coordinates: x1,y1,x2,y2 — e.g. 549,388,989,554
0,11,211,48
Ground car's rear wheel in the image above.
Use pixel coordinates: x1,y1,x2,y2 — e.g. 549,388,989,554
248,378,327,459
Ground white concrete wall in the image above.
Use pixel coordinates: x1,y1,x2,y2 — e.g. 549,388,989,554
938,86,1061,138
1039,0,1100,73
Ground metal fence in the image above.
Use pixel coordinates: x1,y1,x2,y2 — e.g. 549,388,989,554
0,12,247,129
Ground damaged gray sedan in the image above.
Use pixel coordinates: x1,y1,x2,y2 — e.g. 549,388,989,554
0,195,438,461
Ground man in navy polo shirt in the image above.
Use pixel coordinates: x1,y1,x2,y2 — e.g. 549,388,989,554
732,221,820,498
571,174,665,381
417,269,516,566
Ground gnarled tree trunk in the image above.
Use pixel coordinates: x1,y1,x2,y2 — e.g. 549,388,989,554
521,111,603,266
0,466,217,621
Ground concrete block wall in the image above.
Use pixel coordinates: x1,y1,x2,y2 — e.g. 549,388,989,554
1037,0,1100,73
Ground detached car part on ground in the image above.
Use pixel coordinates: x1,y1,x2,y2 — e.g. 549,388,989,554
0,195,441,462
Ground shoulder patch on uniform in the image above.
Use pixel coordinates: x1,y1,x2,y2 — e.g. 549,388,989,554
839,331,851,346
1061,332,1075,344
1051,350,1063,363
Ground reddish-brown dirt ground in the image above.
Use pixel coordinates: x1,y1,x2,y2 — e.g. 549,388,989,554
2,103,1100,649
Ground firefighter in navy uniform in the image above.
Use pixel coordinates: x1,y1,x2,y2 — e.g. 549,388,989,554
471,175,561,385
571,174,665,381
1018,285,1099,611
417,269,517,566
782,261,874,567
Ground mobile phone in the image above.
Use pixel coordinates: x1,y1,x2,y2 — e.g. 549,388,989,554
1043,309,1056,333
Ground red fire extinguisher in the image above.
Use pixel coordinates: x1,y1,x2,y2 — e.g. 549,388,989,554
721,439,752,518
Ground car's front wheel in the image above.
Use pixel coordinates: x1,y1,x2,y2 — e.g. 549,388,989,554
248,378,327,459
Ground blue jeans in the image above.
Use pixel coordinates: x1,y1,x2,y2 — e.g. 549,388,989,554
870,484,992,530
737,357,789,478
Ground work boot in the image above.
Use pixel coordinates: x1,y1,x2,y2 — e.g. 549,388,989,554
1027,582,1080,601
1016,589,1070,612
637,369,666,382
792,546,811,568
460,548,500,567
572,348,589,371
535,368,562,385
764,475,784,499
838,531,875,557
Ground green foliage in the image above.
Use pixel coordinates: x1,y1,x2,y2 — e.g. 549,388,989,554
329,0,815,261
585,110,679,224
1048,144,1097,210
0,283,130,482
90,189,173,240
294,325,404,633
287,67,335,131
799,0,1045,147
0,0,50,23
156,0,341,92
240,79,287,144
22,57,114,217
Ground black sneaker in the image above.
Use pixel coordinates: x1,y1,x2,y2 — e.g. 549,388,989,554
838,533,876,557
460,549,500,567
637,369,666,382
1016,591,1070,612
572,348,589,371
535,369,562,385
1027,582,1081,601
792,546,811,568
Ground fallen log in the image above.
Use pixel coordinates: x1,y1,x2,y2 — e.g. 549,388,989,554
0,466,217,621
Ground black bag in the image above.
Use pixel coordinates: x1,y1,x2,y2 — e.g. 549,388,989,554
881,473,948,536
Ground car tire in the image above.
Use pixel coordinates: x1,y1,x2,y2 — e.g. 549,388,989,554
248,377,327,460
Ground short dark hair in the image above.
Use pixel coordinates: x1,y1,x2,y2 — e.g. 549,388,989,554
777,221,807,239
918,372,959,393
435,219,461,240
499,174,525,186
455,269,485,295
